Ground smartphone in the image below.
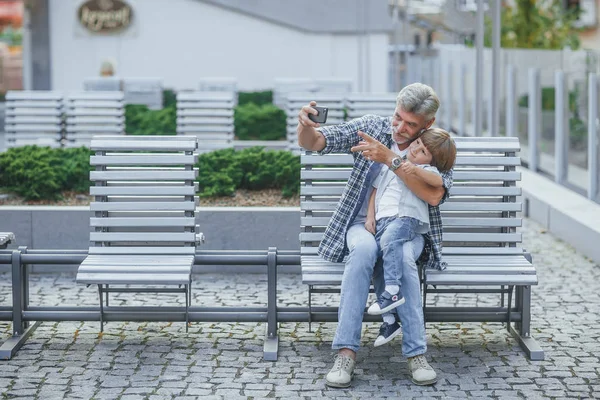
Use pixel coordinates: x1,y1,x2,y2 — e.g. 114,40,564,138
308,106,328,124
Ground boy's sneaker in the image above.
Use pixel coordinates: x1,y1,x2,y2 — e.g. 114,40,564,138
367,290,405,315
407,354,438,385
374,321,402,347
325,354,355,388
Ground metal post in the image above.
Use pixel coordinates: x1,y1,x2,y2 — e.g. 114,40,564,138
506,65,517,137
263,247,278,361
445,63,453,130
458,63,466,136
11,250,24,335
490,0,501,136
22,5,33,90
589,73,599,202
555,71,568,185
474,0,484,136
528,68,541,171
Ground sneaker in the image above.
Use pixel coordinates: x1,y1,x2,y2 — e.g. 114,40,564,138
407,354,437,385
325,354,355,388
374,321,402,347
367,290,405,315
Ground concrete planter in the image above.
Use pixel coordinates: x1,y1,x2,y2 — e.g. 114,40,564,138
0,206,301,273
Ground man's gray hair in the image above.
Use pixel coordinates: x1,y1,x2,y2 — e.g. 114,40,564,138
396,83,440,122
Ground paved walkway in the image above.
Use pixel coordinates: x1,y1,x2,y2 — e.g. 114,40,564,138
1,218,599,399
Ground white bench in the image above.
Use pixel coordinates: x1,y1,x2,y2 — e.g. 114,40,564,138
345,92,398,120
75,135,202,332
64,91,125,147
299,136,543,360
176,91,235,153
4,91,63,148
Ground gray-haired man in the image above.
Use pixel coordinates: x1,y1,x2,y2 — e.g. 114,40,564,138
297,83,453,387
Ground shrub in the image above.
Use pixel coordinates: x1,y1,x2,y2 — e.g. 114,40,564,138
196,147,300,198
0,146,92,200
518,87,577,112
234,103,286,141
125,104,176,135
238,90,273,106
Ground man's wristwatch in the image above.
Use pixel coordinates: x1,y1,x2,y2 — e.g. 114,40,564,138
390,156,403,171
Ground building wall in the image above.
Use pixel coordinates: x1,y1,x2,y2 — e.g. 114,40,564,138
48,0,389,92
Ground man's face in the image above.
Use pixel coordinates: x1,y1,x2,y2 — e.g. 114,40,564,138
391,106,432,144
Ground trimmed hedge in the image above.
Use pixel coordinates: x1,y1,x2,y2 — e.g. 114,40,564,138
234,103,286,141
0,146,93,201
238,90,273,106
0,146,299,201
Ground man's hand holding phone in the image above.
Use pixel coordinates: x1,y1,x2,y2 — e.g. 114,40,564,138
298,101,328,127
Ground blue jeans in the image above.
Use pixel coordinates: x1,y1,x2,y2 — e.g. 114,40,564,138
332,221,427,357
374,216,420,287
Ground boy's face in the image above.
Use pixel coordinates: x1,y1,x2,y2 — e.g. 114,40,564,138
406,137,433,165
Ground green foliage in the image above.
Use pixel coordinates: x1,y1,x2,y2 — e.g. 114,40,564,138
518,87,577,111
196,147,300,198
124,104,176,135
0,146,92,201
238,90,273,106
483,0,581,50
234,103,286,141
163,89,177,108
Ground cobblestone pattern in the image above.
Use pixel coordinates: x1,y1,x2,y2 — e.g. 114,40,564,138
1,219,599,399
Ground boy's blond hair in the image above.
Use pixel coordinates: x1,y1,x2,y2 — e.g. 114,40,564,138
419,128,456,172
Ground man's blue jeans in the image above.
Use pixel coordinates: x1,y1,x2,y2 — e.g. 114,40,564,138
331,221,427,357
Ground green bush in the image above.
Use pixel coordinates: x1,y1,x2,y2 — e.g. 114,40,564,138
234,103,286,141
125,104,176,135
0,146,92,201
197,147,300,198
238,90,273,106
518,87,577,112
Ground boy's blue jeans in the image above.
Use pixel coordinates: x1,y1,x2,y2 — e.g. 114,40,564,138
374,216,420,287
331,221,427,357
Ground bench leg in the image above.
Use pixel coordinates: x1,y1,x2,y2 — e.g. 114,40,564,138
511,285,544,361
97,285,104,333
185,284,189,333
0,321,42,360
506,285,514,332
308,285,313,333
105,284,109,307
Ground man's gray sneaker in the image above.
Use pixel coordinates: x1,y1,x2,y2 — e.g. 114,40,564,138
408,354,437,385
325,354,355,388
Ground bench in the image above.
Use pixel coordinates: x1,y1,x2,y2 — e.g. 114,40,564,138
64,91,125,147
300,136,543,360
4,91,63,148
0,232,14,249
75,135,202,332
176,91,235,153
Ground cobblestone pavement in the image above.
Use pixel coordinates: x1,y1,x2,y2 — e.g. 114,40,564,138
1,218,599,399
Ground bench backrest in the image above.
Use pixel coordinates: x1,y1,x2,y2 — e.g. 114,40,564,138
88,136,199,256
122,77,163,110
285,92,346,145
345,93,397,120
4,90,63,148
64,92,125,147
300,137,523,257
176,91,235,153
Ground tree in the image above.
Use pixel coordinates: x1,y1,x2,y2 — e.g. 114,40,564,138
484,0,581,50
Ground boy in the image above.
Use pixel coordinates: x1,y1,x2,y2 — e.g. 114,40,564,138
364,128,456,346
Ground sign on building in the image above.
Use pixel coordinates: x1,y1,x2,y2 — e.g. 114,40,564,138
78,0,133,33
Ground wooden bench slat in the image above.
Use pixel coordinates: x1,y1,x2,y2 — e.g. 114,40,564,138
90,186,196,196
90,217,196,227
90,232,196,242
88,246,196,255
90,201,196,212
90,170,198,181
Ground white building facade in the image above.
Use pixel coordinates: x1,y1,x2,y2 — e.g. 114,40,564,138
43,0,393,92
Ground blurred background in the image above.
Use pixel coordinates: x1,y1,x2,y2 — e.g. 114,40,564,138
0,0,599,203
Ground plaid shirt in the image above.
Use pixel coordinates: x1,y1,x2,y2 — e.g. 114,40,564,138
316,114,453,270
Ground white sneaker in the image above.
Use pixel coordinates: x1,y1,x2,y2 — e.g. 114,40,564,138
325,354,355,388
407,354,437,385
